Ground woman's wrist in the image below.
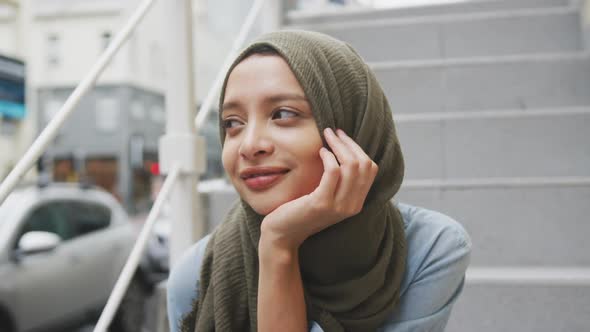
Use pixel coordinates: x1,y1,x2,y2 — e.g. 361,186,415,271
258,225,307,332
260,214,307,250
259,226,302,265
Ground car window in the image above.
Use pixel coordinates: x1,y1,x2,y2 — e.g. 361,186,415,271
19,202,74,243
68,201,112,236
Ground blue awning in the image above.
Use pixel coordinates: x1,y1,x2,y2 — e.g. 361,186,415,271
0,100,26,119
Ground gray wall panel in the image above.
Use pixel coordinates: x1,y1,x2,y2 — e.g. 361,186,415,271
448,283,590,332
375,55,590,113
398,185,590,266
395,120,445,179
287,0,570,25
305,10,581,62
443,113,590,178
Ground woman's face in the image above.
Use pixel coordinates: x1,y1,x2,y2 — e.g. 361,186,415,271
221,54,324,215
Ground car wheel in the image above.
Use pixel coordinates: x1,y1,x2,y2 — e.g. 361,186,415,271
110,277,148,332
0,309,15,332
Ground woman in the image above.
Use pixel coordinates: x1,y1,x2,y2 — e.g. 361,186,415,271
167,30,471,332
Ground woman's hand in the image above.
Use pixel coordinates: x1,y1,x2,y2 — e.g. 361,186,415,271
260,127,379,252
257,127,378,332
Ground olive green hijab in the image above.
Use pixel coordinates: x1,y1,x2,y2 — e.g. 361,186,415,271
182,30,406,332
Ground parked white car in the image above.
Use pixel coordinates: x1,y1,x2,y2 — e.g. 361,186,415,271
0,183,150,332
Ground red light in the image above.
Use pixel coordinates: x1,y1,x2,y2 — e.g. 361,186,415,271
150,162,160,176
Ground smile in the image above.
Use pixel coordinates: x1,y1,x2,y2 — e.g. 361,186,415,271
239,167,290,191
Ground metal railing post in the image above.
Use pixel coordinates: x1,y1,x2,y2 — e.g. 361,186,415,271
194,0,267,130
261,0,283,32
159,0,206,267
93,164,181,332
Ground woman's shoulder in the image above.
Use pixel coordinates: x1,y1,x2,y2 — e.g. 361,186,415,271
395,201,471,286
166,234,211,332
169,201,243,281
396,202,471,247
379,202,471,330
396,202,471,267
168,234,211,289
167,235,211,302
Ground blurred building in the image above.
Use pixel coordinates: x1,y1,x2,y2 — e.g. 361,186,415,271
30,0,169,213
0,3,29,182
0,0,240,212
0,0,168,212
0,54,25,180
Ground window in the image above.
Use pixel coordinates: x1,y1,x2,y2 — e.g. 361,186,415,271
69,201,111,236
130,100,145,120
96,97,119,132
47,33,60,67
149,105,164,124
17,200,112,248
19,202,73,243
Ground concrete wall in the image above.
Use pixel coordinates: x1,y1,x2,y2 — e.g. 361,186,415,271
29,0,165,93
0,6,19,57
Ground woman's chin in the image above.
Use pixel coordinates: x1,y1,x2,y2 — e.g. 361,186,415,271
245,192,298,216
249,201,281,216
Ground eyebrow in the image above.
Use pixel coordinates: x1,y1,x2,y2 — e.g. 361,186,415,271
267,93,308,104
221,93,309,113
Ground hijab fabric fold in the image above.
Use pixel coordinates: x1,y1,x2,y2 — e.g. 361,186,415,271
181,30,406,332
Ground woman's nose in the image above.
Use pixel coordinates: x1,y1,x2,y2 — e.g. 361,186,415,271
238,125,274,160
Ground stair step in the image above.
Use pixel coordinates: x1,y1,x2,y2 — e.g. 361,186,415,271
290,7,582,61
395,108,590,179
371,52,590,113
447,282,590,332
402,176,590,190
466,267,590,285
287,0,570,25
200,179,590,267
398,181,590,266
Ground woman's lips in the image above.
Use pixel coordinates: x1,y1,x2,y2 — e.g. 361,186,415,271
242,170,289,191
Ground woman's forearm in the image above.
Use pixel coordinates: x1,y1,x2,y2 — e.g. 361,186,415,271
258,232,307,332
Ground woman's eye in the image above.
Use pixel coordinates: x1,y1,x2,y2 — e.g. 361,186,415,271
272,109,298,120
222,119,242,129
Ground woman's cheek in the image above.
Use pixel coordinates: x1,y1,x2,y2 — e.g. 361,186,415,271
221,142,237,175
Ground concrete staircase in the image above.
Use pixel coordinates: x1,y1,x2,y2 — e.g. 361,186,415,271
283,0,590,331
194,1,589,331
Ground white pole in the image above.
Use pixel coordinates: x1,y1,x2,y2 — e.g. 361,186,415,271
194,0,266,131
93,164,181,332
261,0,283,33
160,0,205,267
0,0,157,205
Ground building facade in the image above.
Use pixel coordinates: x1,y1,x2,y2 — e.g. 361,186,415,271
0,0,252,212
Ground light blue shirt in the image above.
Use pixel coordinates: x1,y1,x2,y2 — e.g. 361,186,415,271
167,202,472,331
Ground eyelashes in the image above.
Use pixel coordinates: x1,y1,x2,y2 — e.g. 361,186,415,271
222,108,300,130
271,109,298,120
222,119,242,129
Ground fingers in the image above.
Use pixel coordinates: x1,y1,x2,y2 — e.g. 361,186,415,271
324,128,357,198
314,147,340,199
323,128,378,214
336,129,370,164
335,129,379,181
324,128,378,181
